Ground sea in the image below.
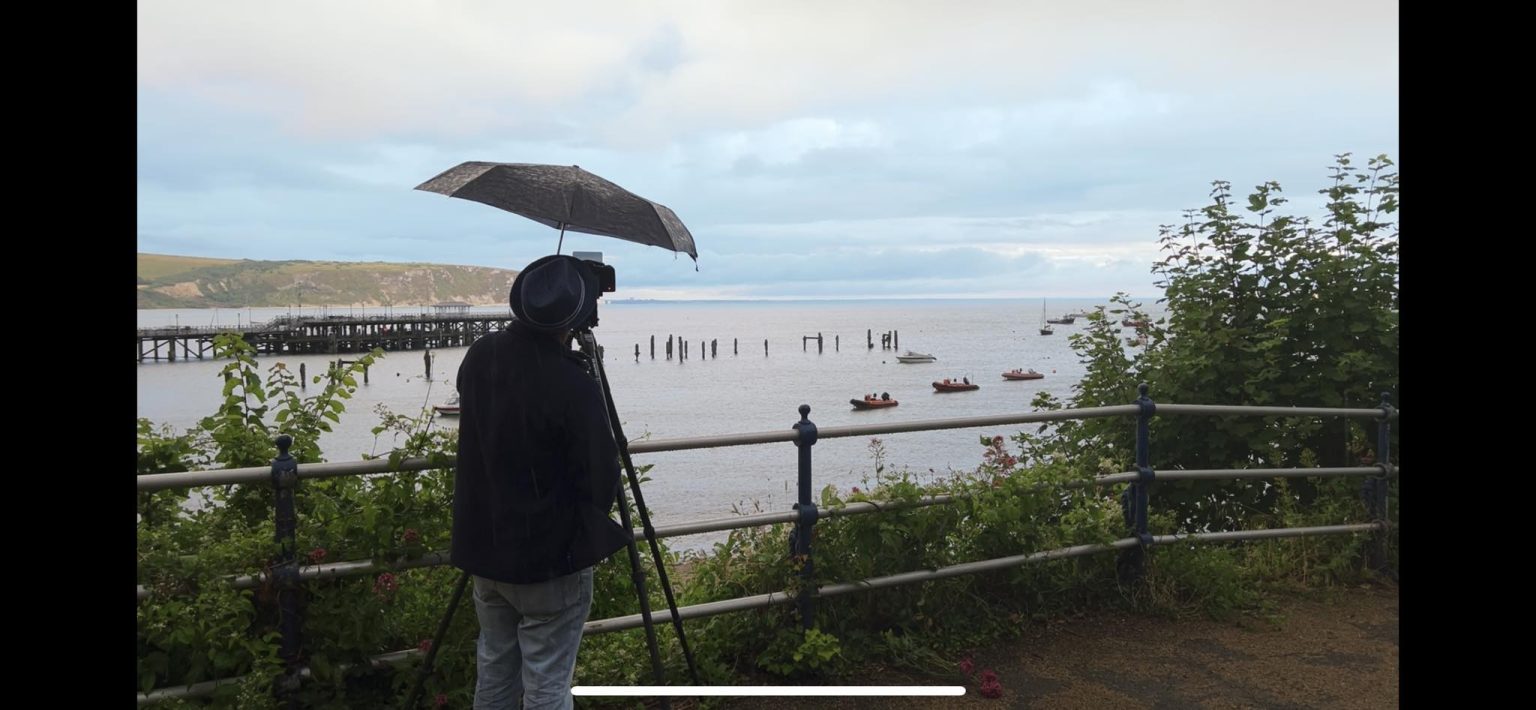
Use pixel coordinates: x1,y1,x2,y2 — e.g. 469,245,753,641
137,298,1160,550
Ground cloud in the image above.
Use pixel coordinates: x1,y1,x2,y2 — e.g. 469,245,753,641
138,1,1398,143
136,1,1397,300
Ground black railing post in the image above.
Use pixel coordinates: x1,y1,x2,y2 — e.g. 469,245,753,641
790,404,820,630
270,435,302,706
1118,384,1155,584
1370,392,1395,573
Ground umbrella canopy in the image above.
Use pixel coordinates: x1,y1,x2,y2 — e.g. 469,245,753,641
415,162,698,261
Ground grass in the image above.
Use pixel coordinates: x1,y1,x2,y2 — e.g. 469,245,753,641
137,253,242,282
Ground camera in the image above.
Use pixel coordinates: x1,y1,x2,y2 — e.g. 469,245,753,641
572,251,616,293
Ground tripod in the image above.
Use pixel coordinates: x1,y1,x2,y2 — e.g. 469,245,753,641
575,326,701,696
405,323,698,709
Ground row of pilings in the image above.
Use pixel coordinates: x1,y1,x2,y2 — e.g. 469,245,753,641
635,330,900,361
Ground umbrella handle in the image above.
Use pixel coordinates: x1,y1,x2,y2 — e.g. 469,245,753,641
556,223,567,254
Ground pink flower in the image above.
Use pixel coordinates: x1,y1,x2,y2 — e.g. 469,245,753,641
979,679,1003,698
979,669,999,685
851,486,861,494
374,572,399,599
958,657,975,677
418,638,433,654
402,528,421,545
307,547,328,564
434,693,448,707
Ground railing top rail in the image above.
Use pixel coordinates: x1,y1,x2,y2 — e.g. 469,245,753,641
624,405,1139,454
137,401,1399,491
1155,403,1398,419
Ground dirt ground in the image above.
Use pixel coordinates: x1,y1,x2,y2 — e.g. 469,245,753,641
711,582,1399,709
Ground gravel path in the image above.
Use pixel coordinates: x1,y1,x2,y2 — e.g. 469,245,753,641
713,583,1398,709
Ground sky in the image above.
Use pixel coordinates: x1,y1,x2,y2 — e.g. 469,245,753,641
137,1,1398,300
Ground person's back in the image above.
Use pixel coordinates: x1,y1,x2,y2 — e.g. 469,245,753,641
451,255,629,709
452,323,625,582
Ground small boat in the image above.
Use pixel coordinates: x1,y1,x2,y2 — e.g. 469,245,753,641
1045,315,1076,325
933,379,980,392
1122,318,1150,328
1039,300,1054,335
432,393,460,416
895,351,937,363
850,395,899,410
1002,368,1044,380
1039,324,1055,335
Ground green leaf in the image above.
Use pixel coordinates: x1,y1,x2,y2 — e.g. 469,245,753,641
311,653,332,681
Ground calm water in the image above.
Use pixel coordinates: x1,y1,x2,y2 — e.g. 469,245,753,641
137,299,1158,549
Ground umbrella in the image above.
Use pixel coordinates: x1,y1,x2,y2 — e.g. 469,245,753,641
414,162,698,262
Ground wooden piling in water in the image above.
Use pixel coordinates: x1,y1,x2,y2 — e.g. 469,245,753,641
734,338,738,355
818,332,823,354
650,335,655,360
867,328,873,349
424,350,432,379
711,339,717,358
764,339,768,356
300,362,307,389
635,344,640,361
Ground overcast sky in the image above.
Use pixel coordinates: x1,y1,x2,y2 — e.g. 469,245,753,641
137,1,1398,300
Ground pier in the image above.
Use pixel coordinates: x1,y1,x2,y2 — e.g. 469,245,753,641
136,312,511,362
141,310,909,365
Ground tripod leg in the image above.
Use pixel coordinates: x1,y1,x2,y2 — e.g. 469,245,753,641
591,343,702,684
403,570,470,710
618,449,702,684
614,483,672,709
577,329,695,700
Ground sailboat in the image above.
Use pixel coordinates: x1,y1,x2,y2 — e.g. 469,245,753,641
1039,299,1054,336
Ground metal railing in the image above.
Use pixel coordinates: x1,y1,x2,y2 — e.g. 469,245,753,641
135,386,1398,704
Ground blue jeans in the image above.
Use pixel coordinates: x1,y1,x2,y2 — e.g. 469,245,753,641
471,568,594,710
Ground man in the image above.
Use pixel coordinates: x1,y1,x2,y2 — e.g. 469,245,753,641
451,254,631,709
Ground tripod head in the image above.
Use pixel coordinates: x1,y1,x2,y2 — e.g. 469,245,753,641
574,322,602,375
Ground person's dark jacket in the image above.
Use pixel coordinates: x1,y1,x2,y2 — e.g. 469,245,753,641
450,321,630,584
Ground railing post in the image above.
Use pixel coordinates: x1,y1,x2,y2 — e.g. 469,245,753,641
1369,392,1395,573
790,404,819,630
1118,383,1155,584
270,435,302,706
